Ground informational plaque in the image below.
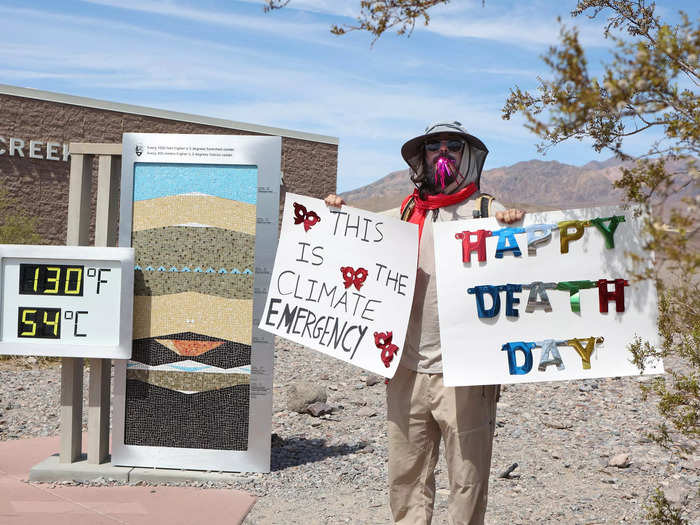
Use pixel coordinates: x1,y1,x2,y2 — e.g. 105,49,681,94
0,244,133,358
260,194,418,378
112,134,280,473
433,206,664,386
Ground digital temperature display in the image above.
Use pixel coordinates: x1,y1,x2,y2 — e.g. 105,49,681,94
17,307,62,339
19,264,84,296
0,245,134,358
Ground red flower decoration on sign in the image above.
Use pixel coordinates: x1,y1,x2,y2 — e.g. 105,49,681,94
293,202,321,232
374,331,399,368
340,266,368,290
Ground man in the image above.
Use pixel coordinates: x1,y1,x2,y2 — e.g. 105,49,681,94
326,122,523,525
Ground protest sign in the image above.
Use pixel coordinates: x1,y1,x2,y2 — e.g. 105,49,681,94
433,206,664,386
260,193,418,378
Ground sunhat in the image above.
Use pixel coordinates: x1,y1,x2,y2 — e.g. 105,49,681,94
400,121,488,170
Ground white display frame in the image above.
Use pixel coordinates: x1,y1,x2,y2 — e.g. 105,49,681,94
0,244,134,358
112,133,281,473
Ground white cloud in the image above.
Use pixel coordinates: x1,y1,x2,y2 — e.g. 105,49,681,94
158,0,609,50
0,6,335,91
79,0,342,46
238,0,357,18
422,13,608,48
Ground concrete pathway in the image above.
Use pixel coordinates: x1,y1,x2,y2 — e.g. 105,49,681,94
0,436,256,524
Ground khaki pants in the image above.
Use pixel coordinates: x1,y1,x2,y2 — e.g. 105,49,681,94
386,365,497,525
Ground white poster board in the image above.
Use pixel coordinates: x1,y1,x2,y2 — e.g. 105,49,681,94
260,194,418,378
434,206,664,386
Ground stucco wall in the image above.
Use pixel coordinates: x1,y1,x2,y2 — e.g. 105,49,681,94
0,93,338,245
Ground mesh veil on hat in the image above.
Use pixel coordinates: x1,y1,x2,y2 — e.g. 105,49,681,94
401,121,489,192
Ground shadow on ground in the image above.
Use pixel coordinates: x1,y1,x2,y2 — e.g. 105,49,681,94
270,434,369,471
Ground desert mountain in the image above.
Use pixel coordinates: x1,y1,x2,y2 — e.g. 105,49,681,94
340,157,692,212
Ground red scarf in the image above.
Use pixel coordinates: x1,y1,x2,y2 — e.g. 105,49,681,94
401,183,478,239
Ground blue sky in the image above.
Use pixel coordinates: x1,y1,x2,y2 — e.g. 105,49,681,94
1,0,694,191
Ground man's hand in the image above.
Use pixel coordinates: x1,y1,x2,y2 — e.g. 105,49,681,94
324,194,346,207
495,209,525,224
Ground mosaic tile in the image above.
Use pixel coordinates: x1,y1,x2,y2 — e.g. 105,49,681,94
132,227,254,271
131,334,250,369
133,195,255,234
154,339,226,356
133,163,257,204
134,271,253,299
126,360,251,375
126,369,250,392
132,293,253,344
124,380,249,450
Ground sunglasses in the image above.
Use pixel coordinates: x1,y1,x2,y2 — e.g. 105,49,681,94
425,139,464,152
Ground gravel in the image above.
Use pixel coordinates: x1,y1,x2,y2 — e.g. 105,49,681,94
1,341,698,524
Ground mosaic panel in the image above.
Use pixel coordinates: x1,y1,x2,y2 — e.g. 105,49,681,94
124,163,256,451
125,380,249,450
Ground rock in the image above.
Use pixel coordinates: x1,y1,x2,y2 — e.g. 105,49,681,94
357,407,376,417
663,483,689,505
271,433,285,448
307,402,333,417
287,382,327,413
499,463,519,479
365,375,382,386
608,453,631,468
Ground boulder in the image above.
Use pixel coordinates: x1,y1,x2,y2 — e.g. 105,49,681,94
287,382,327,413
365,375,382,386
